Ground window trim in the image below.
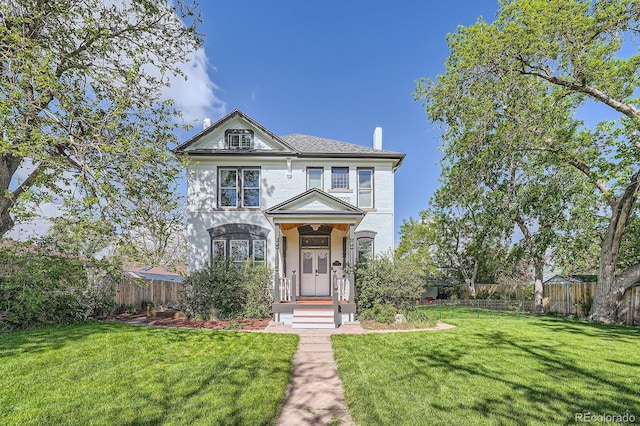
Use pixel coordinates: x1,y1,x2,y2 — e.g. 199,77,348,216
307,167,324,190
357,167,374,208
218,167,261,208
208,224,271,266
355,230,376,263
331,167,349,190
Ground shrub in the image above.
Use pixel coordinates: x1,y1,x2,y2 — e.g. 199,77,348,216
0,243,116,332
354,254,423,313
179,260,273,320
359,303,398,324
242,263,274,318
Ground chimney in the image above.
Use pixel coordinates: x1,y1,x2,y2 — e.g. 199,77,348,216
373,127,382,150
203,117,211,130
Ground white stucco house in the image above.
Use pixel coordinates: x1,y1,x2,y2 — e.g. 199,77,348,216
174,109,405,327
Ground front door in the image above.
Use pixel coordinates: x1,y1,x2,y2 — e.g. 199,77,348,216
300,249,330,296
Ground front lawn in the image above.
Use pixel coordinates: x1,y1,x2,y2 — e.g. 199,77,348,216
0,323,298,425
333,313,640,425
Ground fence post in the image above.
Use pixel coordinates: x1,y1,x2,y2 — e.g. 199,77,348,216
438,299,442,321
477,299,480,318
518,300,521,319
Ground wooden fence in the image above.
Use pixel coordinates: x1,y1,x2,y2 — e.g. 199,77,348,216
544,281,640,325
112,277,182,308
543,282,596,317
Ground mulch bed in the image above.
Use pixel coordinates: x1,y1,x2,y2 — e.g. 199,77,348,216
107,313,271,331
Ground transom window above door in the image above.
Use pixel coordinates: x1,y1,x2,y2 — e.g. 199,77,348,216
301,235,330,248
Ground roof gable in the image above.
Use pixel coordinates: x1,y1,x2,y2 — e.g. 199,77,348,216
265,188,365,216
173,109,297,154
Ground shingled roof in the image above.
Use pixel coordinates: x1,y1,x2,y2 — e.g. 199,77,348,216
281,134,404,157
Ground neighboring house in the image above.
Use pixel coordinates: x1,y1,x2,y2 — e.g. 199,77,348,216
174,109,405,327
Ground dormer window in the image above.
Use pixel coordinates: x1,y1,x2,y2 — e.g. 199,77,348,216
226,129,254,149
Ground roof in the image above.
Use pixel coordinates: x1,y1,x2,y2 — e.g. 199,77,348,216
280,134,405,158
173,109,405,166
125,265,185,283
543,274,598,284
265,187,365,217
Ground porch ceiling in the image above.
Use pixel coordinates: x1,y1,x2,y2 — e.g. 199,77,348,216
279,223,350,232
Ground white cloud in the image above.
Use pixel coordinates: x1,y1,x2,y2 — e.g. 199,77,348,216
163,48,226,124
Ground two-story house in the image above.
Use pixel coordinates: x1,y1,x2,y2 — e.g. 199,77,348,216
174,109,405,328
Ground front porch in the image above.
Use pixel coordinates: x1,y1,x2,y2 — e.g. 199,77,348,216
273,275,356,328
264,189,365,329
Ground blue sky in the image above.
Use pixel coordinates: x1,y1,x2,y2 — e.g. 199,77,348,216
177,0,502,240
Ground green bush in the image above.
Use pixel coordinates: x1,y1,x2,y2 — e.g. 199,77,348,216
179,260,273,320
0,243,115,332
242,263,274,318
359,303,398,323
354,254,423,313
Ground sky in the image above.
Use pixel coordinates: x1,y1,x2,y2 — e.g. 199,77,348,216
7,0,503,242
174,0,503,241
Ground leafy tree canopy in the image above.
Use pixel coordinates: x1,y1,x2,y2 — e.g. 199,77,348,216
0,0,200,238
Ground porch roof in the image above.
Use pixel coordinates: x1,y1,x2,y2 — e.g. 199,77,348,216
264,188,365,227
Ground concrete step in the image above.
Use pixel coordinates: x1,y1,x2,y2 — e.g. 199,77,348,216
292,308,336,329
293,309,334,317
292,322,336,329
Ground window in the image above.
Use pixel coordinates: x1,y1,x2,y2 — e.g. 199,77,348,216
242,169,260,207
230,240,249,265
357,168,373,208
253,240,266,265
331,167,349,189
357,238,374,262
219,167,260,207
225,129,253,149
212,240,226,259
219,169,238,207
307,167,323,190
208,224,270,266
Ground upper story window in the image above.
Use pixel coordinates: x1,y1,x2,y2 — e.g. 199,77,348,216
331,167,349,189
307,167,323,190
357,168,373,208
225,129,254,149
219,167,260,208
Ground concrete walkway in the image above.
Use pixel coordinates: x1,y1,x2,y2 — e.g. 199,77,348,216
265,323,365,426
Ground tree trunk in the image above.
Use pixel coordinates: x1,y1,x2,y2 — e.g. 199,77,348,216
467,260,479,297
533,259,544,314
590,178,640,323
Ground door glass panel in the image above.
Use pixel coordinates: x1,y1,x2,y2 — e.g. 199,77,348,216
317,252,328,274
303,251,313,274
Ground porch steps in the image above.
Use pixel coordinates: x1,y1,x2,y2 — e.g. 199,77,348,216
292,308,336,329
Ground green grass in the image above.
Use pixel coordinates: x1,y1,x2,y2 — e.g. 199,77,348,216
0,323,298,426
333,311,640,425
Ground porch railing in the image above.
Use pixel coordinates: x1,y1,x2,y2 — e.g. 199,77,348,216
336,276,350,302
279,277,291,302
278,271,296,302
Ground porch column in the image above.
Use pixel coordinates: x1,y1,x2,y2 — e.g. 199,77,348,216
349,223,356,304
273,225,280,303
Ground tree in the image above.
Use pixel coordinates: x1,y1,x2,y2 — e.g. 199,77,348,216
416,0,640,323
396,212,438,279
115,195,187,266
0,0,200,237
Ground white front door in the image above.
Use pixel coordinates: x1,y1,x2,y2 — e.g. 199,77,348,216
300,249,331,296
